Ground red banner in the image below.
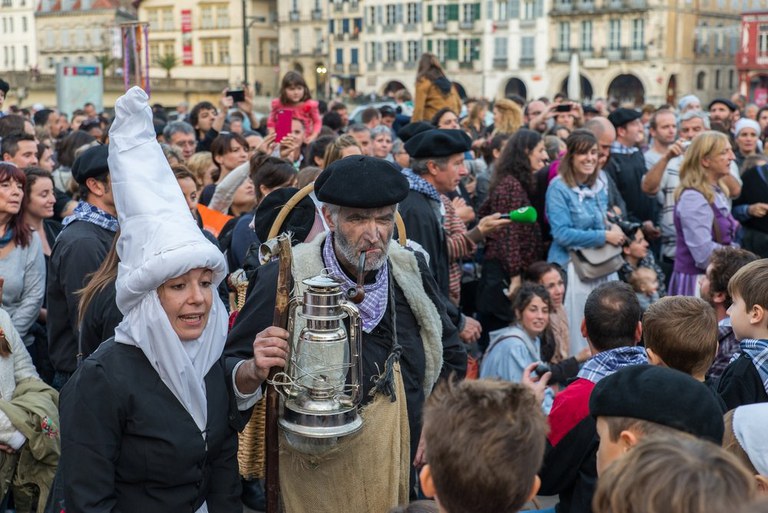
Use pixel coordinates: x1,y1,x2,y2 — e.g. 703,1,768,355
181,9,193,65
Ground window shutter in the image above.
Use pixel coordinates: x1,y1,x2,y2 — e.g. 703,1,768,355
427,5,433,22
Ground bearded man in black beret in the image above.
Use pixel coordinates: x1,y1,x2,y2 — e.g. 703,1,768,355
224,156,466,513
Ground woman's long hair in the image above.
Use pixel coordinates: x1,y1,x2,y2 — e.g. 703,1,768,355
558,130,599,188
491,129,542,194
492,98,523,135
77,229,120,327
323,134,361,168
510,283,552,326
675,131,730,204
250,154,298,204
416,52,446,83
462,100,487,133
279,71,311,104
0,163,32,248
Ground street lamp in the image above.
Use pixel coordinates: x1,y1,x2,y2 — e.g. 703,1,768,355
241,0,266,86
316,65,327,100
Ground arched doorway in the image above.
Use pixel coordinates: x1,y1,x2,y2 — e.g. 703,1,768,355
559,75,593,101
383,80,406,97
607,74,645,106
666,75,677,106
292,62,304,75
504,78,527,100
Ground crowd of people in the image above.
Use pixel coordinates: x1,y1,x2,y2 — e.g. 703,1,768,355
0,49,768,513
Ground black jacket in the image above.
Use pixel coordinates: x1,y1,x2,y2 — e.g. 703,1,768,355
60,340,242,513
605,151,657,224
717,353,768,410
47,220,115,374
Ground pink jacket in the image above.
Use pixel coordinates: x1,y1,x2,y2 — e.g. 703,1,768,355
267,98,321,139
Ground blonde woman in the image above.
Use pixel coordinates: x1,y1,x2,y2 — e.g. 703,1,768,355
669,131,739,296
492,98,523,136
186,151,217,187
461,100,488,140
322,134,362,168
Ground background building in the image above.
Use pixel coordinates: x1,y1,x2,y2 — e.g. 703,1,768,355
276,0,329,99
36,0,135,74
0,0,38,74
736,10,768,105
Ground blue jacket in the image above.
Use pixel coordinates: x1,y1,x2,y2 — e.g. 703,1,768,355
546,175,609,267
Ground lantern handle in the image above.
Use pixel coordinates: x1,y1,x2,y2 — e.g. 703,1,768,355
339,300,363,407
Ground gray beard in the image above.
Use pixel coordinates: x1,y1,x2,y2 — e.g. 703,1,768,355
333,230,390,272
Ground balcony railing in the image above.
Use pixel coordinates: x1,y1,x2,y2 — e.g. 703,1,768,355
313,46,324,56
493,57,508,69
349,63,359,73
459,19,475,30
334,63,344,72
349,1,359,11
576,0,594,10
383,24,396,33
519,56,535,68
311,9,322,20
459,60,473,69
551,2,572,14
383,61,396,70
605,48,622,60
333,2,343,11
552,48,572,62
289,10,299,22
434,20,447,30
627,48,645,60
404,61,417,69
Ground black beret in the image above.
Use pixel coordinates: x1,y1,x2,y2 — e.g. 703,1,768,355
315,156,408,208
379,105,396,117
396,121,433,143
589,365,724,444
0,79,9,94
607,108,642,128
583,104,600,115
404,129,472,159
708,98,738,112
71,144,109,185
253,187,315,245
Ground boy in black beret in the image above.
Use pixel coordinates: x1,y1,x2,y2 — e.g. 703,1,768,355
589,365,725,475
717,259,768,410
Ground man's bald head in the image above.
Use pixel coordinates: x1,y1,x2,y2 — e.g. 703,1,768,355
585,117,616,169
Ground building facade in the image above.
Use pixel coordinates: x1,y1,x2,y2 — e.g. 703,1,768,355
136,0,277,93
35,0,136,75
547,0,742,106
736,10,768,106
0,0,38,74
276,0,329,99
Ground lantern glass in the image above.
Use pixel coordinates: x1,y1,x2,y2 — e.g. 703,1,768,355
294,325,350,398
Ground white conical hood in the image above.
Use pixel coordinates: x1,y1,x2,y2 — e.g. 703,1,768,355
107,86,229,436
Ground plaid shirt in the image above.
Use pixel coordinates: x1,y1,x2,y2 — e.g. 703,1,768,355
578,346,648,384
62,201,119,232
707,318,739,381
610,141,639,155
441,195,476,306
322,234,388,333
733,338,768,393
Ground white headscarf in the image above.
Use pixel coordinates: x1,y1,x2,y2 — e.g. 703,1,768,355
734,118,761,138
733,403,768,476
107,87,228,436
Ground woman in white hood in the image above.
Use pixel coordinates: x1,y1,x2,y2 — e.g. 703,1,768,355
58,88,265,513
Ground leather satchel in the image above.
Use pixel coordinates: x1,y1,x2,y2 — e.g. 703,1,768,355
570,245,624,281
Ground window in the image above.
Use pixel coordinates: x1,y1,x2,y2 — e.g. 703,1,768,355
90,27,102,46
632,18,644,50
201,6,213,29
728,69,735,90
0,0,10,6
436,39,447,61
406,2,421,24
314,28,323,50
715,69,721,89
696,71,706,90
523,0,535,20
351,48,358,64
558,22,570,51
436,5,447,25
494,37,507,58
75,28,85,48
609,19,621,50
509,0,520,18
161,8,174,31
22,17,27,32
147,9,160,30
497,0,508,21
216,5,229,28
386,4,396,25
217,39,229,63
461,38,480,62
8,17,12,33
202,40,214,64
342,18,349,34
521,36,534,58
45,30,54,49
759,25,768,56
581,20,593,51
2,47,6,68
22,45,28,66
407,40,421,62
149,42,160,64
336,48,343,64
462,3,479,22
61,28,70,47
292,29,300,52
2,18,6,34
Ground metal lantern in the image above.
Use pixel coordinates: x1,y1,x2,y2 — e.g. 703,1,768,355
273,273,363,451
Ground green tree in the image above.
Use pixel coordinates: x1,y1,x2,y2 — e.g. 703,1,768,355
155,53,178,81
95,54,116,76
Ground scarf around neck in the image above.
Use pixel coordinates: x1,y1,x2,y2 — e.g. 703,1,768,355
402,168,441,203
735,339,768,393
578,346,648,384
63,200,119,232
322,233,388,333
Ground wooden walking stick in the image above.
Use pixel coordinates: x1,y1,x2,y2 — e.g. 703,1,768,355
265,234,293,513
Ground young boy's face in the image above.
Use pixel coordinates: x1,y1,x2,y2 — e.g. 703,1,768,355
596,417,627,475
727,294,754,341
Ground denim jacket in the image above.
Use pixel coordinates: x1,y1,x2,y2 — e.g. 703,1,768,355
546,174,609,267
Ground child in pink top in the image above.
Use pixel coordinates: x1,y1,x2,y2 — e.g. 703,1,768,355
268,71,321,142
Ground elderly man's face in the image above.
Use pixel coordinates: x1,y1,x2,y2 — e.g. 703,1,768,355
324,205,396,272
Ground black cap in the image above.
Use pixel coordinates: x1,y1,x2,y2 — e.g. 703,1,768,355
607,108,642,128
315,156,408,208
708,98,738,112
253,187,315,245
0,79,9,94
396,121,433,143
71,144,109,184
583,104,599,115
589,365,725,444
404,129,472,159
379,105,396,117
